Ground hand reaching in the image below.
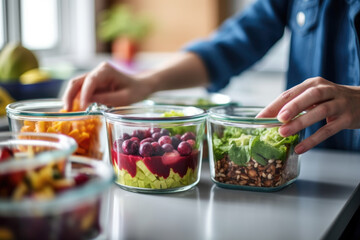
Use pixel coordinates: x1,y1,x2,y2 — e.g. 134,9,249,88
62,62,154,111
257,77,360,154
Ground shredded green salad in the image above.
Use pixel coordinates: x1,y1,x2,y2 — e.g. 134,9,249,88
212,127,300,166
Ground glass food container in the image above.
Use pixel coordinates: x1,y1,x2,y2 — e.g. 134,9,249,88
104,105,207,193
6,99,106,160
207,106,304,192
0,132,114,240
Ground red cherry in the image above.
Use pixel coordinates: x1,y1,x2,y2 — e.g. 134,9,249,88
177,141,192,156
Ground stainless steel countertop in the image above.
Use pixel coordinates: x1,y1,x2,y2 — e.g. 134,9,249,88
100,149,360,240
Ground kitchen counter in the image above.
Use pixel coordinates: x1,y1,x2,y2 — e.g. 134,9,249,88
101,149,360,240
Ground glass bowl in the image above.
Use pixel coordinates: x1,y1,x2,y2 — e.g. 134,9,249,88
6,99,105,160
0,79,64,101
207,106,304,192
0,132,77,189
104,105,207,193
0,144,114,240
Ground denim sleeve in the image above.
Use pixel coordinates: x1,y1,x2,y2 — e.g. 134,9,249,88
184,0,290,92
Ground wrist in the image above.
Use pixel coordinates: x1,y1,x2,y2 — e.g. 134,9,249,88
136,70,160,98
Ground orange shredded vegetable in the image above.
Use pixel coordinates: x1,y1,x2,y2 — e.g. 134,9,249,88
20,96,103,160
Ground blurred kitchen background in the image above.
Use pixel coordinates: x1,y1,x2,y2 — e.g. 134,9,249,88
0,0,289,108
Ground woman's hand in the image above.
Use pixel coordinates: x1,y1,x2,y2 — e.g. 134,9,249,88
62,52,210,111
257,77,360,154
62,62,154,111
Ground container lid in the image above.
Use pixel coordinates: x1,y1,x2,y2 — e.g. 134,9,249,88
208,106,282,125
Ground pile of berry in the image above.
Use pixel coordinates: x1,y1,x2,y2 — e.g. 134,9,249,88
113,128,197,157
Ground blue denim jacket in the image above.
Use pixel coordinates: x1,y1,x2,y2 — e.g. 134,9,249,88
185,0,360,151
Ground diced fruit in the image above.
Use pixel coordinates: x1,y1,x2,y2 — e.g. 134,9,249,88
162,150,181,165
132,130,145,140
151,142,163,155
152,132,161,141
111,127,201,190
139,142,153,157
178,141,192,156
113,138,124,153
158,135,172,146
161,143,173,153
122,133,130,140
140,137,154,145
187,139,196,148
0,147,14,162
150,128,161,134
74,173,90,186
129,137,140,144
122,139,139,155
160,128,170,136
181,132,196,141
171,136,181,149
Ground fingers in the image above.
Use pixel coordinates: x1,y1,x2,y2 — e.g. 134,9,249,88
62,74,86,111
294,116,345,154
277,83,336,123
278,99,343,137
79,62,117,110
257,77,332,118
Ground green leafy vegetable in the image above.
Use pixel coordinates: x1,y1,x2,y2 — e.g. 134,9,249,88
228,143,250,166
212,126,300,165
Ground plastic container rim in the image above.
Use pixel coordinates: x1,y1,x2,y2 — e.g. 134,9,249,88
208,106,284,125
103,105,208,123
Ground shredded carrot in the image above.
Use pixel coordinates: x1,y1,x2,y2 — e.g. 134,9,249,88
20,94,103,160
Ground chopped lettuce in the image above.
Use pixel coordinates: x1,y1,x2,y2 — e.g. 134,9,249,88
212,126,300,165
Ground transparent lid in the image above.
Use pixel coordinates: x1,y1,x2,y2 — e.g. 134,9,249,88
208,106,282,125
103,105,207,123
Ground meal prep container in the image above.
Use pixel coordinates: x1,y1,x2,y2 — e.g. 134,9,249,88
6,99,106,160
103,105,207,193
0,132,114,239
207,106,304,191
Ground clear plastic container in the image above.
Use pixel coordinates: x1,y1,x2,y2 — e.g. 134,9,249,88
207,106,304,191
103,105,207,193
0,132,113,239
6,99,105,160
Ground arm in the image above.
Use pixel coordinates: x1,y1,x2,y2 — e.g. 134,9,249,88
62,52,209,110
